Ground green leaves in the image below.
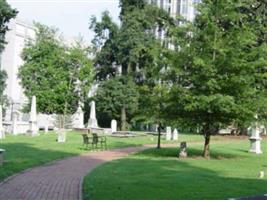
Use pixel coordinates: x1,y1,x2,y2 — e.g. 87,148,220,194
90,1,174,80
168,0,266,131
0,0,17,52
19,24,93,115
93,76,139,127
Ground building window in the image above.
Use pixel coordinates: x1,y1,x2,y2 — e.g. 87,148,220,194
182,0,188,15
0,53,2,70
177,0,181,15
160,0,164,8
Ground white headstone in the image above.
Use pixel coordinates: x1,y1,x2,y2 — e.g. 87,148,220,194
87,101,98,128
29,96,38,136
12,112,18,135
172,128,179,140
0,106,4,139
166,126,172,141
73,106,84,128
249,122,262,154
44,124,49,133
44,115,49,133
57,130,66,143
111,119,117,133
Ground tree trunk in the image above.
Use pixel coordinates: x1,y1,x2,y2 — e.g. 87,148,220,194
203,134,210,158
121,106,127,131
157,122,161,149
121,64,128,75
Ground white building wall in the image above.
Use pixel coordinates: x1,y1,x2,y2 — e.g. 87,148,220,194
0,18,35,121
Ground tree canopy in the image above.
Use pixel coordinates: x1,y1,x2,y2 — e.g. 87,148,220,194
89,0,174,133
93,76,139,130
90,1,174,80
167,0,267,157
0,0,17,52
19,23,93,128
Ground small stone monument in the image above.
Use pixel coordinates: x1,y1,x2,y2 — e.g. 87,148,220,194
87,101,98,128
179,142,187,158
0,105,5,139
73,106,84,128
172,128,178,141
0,149,5,166
259,171,264,179
111,119,117,133
166,126,172,141
29,96,38,136
57,130,66,143
249,122,262,154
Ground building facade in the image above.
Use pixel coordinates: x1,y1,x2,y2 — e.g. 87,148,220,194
148,0,200,21
0,18,35,122
147,0,200,47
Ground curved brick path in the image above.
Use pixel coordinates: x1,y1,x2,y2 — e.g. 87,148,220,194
0,146,147,200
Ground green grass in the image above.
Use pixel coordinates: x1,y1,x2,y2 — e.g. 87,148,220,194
0,131,205,181
83,139,267,200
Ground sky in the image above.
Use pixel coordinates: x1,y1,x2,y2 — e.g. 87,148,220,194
7,0,121,43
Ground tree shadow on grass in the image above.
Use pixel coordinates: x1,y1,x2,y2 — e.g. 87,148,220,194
85,157,267,200
0,142,80,181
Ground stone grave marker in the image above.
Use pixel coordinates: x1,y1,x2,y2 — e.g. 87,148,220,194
249,122,262,154
166,126,172,141
172,128,178,140
57,130,66,143
111,119,117,133
179,142,187,158
29,96,38,136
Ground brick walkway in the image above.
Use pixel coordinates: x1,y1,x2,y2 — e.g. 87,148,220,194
0,146,147,200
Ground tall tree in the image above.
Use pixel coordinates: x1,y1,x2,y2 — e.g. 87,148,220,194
19,23,93,129
167,0,266,157
90,1,174,131
90,4,173,80
0,0,17,105
93,76,139,130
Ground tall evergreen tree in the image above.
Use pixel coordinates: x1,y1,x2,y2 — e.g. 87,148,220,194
90,0,174,131
93,76,139,130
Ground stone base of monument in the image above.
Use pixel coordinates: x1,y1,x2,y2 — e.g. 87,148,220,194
88,118,98,129
57,130,66,143
0,131,5,139
4,121,30,135
0,149,5,166
90,127,112,135
249,137,262,154
111,131,137,138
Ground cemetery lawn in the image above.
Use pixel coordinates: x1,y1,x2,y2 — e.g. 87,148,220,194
83,138,267,200
0,131,209,181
